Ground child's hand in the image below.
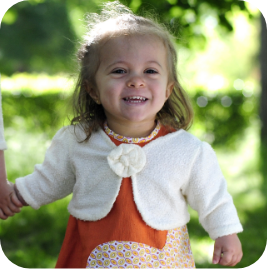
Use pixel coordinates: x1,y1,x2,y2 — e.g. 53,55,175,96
0,180,23,220
212,233,243,266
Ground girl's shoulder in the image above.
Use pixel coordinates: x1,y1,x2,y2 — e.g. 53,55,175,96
160,124,198,139
155,126,216,159
160,125,203,147
170,129,217,160
52,124,88,144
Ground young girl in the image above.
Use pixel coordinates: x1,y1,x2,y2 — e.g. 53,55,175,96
0,2,243,268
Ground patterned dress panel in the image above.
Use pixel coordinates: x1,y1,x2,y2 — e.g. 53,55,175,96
86,226,195,268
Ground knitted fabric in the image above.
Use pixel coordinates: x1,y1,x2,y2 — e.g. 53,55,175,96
16,124,243,240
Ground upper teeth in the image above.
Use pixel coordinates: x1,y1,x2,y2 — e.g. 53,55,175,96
125,96,146,101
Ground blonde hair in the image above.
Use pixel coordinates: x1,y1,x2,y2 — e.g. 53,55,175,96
71,1,193,140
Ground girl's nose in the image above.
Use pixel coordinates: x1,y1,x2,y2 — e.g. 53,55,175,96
127,76,145,88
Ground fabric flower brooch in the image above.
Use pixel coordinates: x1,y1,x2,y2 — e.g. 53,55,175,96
107,144,146,177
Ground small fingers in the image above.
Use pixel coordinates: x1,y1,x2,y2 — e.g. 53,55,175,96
219,250,243,266
2,206,15,217
8,202,21,214
229,257,241,267
0,193,22,219
1,193,21,214
220,253,232,266
1,198,16,217
212,245,222,264
219,251,235,266
230,252,243,266
0,208,8,220
0,202,20,219
10,192,23,208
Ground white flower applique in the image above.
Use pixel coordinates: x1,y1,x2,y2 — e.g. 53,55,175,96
107,144,146,177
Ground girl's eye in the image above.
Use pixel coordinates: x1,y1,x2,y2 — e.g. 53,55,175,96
112,69,126,74
145,69,158,74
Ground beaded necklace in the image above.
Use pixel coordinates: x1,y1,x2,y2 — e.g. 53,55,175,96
104,121,161,144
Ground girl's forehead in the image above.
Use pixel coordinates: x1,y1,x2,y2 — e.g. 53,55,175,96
98,35,167,61
102,34,163,47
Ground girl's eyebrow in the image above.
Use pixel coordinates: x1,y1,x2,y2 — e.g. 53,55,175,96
105,60,163,71
146,61,162,68
105,61,127,71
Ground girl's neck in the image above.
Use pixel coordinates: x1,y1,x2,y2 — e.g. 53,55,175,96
105,120,157,138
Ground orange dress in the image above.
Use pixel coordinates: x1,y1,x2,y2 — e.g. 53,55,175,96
56,124,195,268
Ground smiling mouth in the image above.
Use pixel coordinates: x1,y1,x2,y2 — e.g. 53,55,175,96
123,96,148,103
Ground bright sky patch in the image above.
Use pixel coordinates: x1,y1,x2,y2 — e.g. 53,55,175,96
245,1,267,19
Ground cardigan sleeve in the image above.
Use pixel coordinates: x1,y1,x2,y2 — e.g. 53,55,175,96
182,142,243,240
15,127,76,209
0,89,7,150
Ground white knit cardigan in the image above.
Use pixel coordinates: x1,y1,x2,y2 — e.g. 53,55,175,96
16,125,243,240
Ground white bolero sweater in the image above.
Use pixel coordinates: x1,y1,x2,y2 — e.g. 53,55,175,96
16,125,243,240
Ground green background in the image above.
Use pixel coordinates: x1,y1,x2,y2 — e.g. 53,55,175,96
0,0,266,268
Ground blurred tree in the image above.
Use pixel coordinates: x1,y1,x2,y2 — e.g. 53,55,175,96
128,0,252,45
259,14,267,198
0,0,253,75
0,0,260,147
0,0,77,75
1,2,265,268
260,14,267,144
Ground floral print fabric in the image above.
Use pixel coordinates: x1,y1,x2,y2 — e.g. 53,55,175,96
86,226,195,268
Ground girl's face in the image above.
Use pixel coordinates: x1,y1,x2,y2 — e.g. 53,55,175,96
92,35,173,130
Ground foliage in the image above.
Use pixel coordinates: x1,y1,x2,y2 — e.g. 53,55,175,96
0,0,264,268
0,0,77,75
4,93,67,134
191,89,258,147
0,0,253,75
1,198,70,268
129,0,252,47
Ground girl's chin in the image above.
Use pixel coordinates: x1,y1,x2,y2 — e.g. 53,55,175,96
119,117,156,125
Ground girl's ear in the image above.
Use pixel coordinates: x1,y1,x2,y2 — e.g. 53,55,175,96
165,82,174,100
84,80,101,104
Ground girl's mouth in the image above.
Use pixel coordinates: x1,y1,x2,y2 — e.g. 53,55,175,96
123,96,148,103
